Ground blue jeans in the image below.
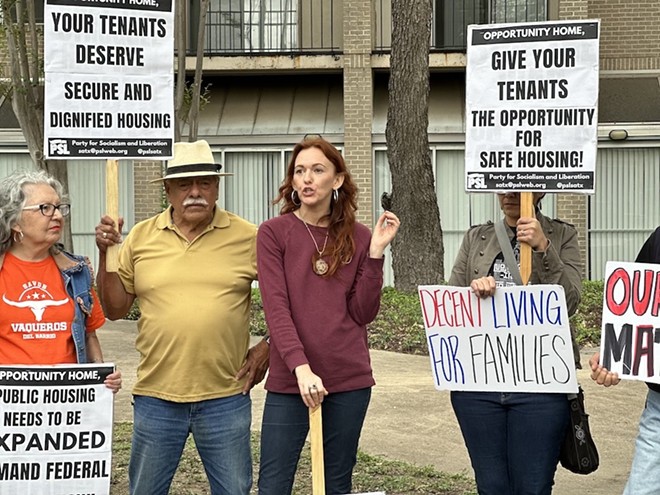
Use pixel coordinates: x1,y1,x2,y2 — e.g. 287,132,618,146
129,394,252,495
258,388,371,495
623,388,660,495
451,391,569,495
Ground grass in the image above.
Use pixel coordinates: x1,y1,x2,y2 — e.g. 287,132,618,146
110,423,476,495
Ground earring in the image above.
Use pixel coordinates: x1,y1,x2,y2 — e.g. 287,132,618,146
291,190,301,206
13,231,24,244
332,189,339,202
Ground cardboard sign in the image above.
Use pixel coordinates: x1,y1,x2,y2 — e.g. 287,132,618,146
44,0,174,159
465,20,599,193
419,285,578,393
0,364,114,494
600,261,660,383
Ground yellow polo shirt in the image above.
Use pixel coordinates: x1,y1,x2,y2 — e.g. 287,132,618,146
118,206,257,402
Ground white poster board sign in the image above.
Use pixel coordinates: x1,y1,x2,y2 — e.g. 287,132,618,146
419,285,578,393
465,20,599,193
0,364,114,494
599,261,660,383
44,0,174,159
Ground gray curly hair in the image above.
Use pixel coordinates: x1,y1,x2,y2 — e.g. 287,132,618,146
0,170,67,256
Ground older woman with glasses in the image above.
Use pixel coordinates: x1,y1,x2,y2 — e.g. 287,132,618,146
0,170,121,391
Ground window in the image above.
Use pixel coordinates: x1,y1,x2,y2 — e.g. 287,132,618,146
433,0,546,50
435,0,488,50
217,150,285,225
490,0,547,24
207,0,297,53
588,147,660,279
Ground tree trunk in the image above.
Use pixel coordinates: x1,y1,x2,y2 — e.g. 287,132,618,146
188,0,210,141
386,0,444,292
174,0,187,142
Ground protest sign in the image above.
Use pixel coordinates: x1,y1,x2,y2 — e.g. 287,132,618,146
418,285,578,393
465,20,599,193
600,261,660,383
44,0,174,159
0,364,114,494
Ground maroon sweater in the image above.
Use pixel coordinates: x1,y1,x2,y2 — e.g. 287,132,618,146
257,213,384,394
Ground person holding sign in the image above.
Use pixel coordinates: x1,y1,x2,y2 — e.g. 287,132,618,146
0,170,121,391
448,191,582,494
590,226,660,495
95,140,269,495
256,136,400,494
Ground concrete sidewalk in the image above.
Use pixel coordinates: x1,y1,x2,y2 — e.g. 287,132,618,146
98,319,646,494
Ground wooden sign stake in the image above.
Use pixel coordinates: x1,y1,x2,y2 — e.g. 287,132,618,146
105,160,120,273
520,192,533,285
309,406,326,495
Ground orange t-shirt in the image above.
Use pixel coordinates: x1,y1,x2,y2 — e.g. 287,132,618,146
0,252,105,364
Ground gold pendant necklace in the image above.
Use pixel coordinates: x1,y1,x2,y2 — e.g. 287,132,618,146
299,213,329,276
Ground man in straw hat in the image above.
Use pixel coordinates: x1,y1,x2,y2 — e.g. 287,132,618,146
95,140,269,494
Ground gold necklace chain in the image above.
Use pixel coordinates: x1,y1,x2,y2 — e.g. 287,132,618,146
298,213,330,275
299,215,329,256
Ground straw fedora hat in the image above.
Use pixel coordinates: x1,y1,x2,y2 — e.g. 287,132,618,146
151,140,232,182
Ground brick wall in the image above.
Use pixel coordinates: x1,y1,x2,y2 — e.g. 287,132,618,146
559,0,589,19
589,0,660,71
343,0,374,227
133,160,165,223
556,194,588,277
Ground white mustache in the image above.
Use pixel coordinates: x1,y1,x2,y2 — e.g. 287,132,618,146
183,199,209,207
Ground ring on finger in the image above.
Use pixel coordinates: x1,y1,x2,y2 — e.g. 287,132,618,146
102,232,108,239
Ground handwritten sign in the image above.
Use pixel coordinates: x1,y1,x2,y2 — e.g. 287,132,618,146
44,0,174,159
600,262,660,383
418,285,578,393
465,20,599,193
0,364,114,494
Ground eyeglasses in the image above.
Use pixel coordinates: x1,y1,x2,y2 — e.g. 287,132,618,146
22,203,71,217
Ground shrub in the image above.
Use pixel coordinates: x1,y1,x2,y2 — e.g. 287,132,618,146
367,287,427,355
570,279,604,347
250,288,268,337
125,283,606,354
366,282,606,354
126,300,140,321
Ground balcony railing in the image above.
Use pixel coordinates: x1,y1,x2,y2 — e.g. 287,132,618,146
198,0,546,56
204,0,341,55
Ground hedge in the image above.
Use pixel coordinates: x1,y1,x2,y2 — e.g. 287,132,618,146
128,281,605,356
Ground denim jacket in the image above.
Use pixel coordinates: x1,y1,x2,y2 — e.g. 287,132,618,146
0,248,94,364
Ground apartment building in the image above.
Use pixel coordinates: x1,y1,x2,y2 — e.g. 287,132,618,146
0,0,658,279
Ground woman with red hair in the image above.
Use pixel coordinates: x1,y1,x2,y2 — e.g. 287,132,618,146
257,136,399,494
